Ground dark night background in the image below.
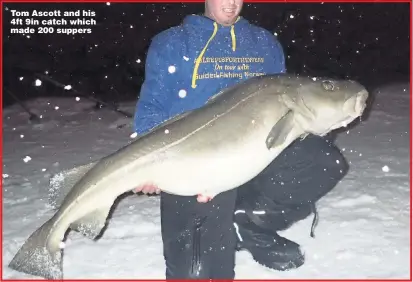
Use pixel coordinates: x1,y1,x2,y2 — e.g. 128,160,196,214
2,2,410,115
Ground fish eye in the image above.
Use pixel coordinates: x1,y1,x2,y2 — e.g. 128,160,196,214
321,80,335,91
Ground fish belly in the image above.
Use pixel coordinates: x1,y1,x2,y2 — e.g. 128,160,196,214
146,136,280,197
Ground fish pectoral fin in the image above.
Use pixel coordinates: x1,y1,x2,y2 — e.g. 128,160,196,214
8,219,63,280
48,161,98,210
265,110,295,150
70,204,113,239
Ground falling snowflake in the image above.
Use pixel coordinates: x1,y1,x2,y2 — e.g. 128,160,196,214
35,79,42,86
168,65,176,73
59,241,66,249
23,156,32,163
178,89,187,98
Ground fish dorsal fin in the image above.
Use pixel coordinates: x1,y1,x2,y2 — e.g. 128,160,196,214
48,161,98,209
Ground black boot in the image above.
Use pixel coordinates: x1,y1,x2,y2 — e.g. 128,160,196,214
233,192,316,271
234,212,305,271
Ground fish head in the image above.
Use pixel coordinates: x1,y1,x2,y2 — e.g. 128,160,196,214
281,77,369,136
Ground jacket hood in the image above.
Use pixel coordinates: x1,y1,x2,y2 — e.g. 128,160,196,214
182,14,251,89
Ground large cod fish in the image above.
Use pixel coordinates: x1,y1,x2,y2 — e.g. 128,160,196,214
8,74,369,279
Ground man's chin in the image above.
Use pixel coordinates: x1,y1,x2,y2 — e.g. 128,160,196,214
221,15,238,25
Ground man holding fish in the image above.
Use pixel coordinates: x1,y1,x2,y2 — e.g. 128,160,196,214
133,0,349,279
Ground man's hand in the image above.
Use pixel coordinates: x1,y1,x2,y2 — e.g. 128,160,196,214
133,184,215,203
133,183,160,194
197,194,213,203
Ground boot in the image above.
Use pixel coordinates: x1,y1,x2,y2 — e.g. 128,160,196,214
233,194,316,271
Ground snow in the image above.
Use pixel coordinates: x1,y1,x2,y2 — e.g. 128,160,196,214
382,165,390,172
2,81,410,279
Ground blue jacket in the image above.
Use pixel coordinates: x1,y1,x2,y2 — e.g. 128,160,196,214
133,14,286,134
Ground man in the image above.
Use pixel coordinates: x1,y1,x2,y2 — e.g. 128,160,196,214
133,0,348,279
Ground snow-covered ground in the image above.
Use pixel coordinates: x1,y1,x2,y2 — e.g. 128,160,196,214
2,80,411,279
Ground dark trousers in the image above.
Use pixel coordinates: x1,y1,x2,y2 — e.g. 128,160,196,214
160,134,348,279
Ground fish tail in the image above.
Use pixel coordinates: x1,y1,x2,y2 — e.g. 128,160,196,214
8,218,64,280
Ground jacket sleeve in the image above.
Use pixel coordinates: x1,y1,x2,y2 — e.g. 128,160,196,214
133,35,173,135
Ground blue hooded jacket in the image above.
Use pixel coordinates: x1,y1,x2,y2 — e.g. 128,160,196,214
133,14,286,135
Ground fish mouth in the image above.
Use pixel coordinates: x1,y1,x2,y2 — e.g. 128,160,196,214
344,89,368,117
354,89,368,116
